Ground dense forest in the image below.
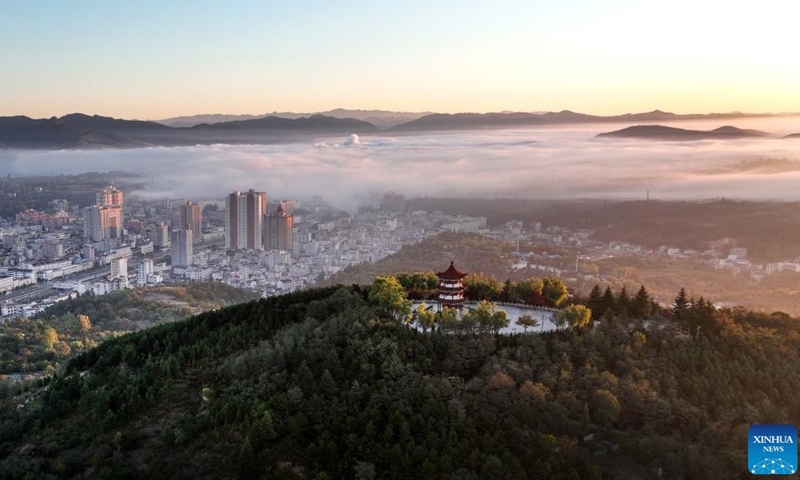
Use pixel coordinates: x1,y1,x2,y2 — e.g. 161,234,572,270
1,279,797,479
0,282,259,379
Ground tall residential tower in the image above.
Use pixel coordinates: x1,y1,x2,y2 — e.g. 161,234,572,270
171,229,193,267
96,186,124,208
225,190,266,250
179,201,202,243
85,186,124,242
265,204,293,251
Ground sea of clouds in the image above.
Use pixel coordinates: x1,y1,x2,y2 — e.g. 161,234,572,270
1,117,799,210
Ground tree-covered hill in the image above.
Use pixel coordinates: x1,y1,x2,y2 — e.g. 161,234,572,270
0,282,260,378
1,283,798,479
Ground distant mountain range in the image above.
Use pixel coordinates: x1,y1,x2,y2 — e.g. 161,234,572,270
0,113,379,149
0,109,795,150
157,108,432,129
388,109,782,132
596,125,770,140
784,133,800,139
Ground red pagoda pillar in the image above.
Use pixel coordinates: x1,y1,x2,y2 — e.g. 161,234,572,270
436,261,468,309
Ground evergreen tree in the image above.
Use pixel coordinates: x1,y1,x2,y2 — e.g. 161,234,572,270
587,285,604,320
630,286,652,319
686,296,719,336
238,437,260,479
600,287,616,319
673,287,689,322
615,287,630,315
581,401,590,432
591,389,621,428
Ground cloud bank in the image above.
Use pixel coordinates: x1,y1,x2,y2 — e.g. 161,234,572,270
2,118,800,210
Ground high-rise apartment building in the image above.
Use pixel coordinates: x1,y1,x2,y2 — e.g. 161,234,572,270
265,204,293,251
83,205,123,241
225,190,266,250
153,222,170,249
179,201,202,243
171,229,193,267
85,186,125,241
96,186,124,208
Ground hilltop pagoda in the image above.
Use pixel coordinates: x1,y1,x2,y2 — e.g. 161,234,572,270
436,261,468,309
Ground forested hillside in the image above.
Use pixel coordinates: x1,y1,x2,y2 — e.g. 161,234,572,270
1,282,798,479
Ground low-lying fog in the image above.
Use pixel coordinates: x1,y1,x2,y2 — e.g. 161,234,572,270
1,117,799,208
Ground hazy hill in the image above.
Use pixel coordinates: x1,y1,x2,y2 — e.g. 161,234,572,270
3,284,800,478
191,114,379,133
0,114,379,149
390,109,775,132
0,116,152,149
157,113,268,128
158,108,431,129
596,124,769,140
323,108,433,129
784,133,800,139
390,111,594,131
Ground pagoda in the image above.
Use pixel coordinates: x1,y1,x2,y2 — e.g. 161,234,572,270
436,261,468,309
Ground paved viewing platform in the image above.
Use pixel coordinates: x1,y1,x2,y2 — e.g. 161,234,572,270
411,300,559,334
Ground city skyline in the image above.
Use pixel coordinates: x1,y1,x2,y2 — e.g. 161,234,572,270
2,1,799,119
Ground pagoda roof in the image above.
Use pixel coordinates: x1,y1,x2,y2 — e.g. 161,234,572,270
436,261,467,279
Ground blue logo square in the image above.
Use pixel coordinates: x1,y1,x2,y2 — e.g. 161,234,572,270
749,424,797,475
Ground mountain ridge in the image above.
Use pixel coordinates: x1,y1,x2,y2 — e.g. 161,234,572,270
0,113,379,149
390,110,785,132
1,110,793,150
157,108,433,129
596,124,770,140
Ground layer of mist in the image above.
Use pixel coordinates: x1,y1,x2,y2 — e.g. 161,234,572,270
1,118,799,209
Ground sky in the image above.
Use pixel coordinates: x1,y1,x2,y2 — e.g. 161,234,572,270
2,118,800,207
1,0,800,119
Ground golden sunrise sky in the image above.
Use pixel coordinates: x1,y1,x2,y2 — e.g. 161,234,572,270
1,0,799,119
